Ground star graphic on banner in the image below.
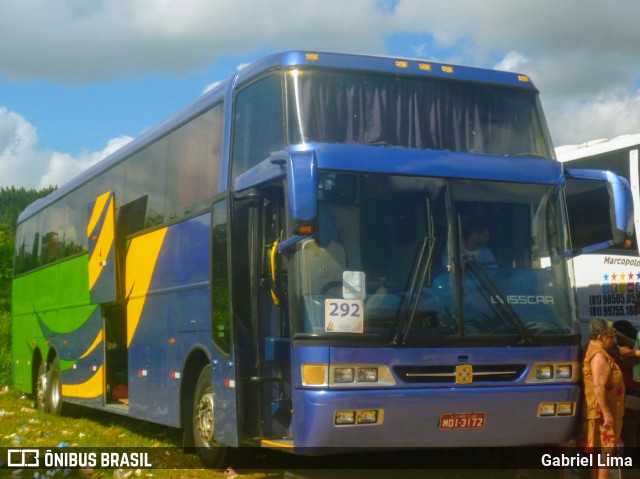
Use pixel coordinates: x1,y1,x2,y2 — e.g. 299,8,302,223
630,273,635,280
612,273,617,281
604,274,609,281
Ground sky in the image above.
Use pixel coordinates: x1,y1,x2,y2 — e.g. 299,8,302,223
2,0,640,189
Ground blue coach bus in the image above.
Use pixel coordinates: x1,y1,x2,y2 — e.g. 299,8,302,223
12,51,632,467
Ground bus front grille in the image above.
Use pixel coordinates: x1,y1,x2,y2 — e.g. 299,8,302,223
393,364,526,384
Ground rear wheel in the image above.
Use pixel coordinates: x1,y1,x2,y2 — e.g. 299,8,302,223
46,357,62,415
35,360,48,411
35,356,63,415
193,365,229,469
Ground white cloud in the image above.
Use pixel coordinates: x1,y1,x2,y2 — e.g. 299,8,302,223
0,106,132,189
37,136,133,189
2,0,640,149
202,81,222,95
545,89,640,148
0,0,390,83
494,51,530,73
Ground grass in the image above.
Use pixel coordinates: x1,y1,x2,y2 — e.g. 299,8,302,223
0,388,276,478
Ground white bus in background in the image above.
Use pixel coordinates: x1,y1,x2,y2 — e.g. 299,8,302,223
557,134,640,335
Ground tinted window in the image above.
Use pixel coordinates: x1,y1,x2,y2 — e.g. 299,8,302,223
166,104,223,220
232,74,283,181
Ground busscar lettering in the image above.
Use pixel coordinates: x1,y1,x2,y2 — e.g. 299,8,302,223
490,295,554,305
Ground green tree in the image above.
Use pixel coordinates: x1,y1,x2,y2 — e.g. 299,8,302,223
0,227,13,311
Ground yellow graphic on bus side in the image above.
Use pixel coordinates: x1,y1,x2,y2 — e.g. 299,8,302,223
79,328,104,360
87,192,115,290
61,365,104,399
125,227,168,347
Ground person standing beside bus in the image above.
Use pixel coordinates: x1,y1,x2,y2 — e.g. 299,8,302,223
578,318,625,479
612,320,640,450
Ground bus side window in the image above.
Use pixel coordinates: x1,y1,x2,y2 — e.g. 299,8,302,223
231,74,283,181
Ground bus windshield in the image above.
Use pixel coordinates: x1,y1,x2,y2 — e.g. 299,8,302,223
286,68,554,158
290,172,577,341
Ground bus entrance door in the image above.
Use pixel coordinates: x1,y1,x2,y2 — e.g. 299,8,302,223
86,191,128,408
254,189,292,441
87,191,126,403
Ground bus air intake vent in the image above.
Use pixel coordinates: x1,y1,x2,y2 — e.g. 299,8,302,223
393,364,526,384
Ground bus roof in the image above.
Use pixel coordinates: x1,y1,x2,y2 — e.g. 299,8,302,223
235,51,538,89
556,133,640,162
19,51,539,223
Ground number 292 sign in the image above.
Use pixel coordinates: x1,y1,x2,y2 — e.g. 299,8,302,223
325,299,364,333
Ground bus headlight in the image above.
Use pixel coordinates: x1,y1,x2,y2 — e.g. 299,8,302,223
329,365,396,387
555,364,573,379
536,365,553,380
334,368,355,383
357,367,378,382
527,362,578,383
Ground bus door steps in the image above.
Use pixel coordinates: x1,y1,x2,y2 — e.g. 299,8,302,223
260,439,294,450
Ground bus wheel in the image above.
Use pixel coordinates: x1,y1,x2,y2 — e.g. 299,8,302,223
46,357,63,415
35,357,62,415
35,360,49,412
193,365,229,469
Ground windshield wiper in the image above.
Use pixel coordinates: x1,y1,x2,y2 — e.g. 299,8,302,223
392,199,436,345
463,256,533,345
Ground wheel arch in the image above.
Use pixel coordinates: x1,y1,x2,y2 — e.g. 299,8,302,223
180,346,212,447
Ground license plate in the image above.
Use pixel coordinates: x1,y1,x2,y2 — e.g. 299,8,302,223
439,412,485,429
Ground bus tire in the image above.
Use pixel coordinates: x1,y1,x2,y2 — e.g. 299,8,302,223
35,356,62,415
46,356,63,415
35,360,49,412
193,364,229,469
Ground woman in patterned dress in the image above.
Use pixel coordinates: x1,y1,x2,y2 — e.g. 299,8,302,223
579,318,625,479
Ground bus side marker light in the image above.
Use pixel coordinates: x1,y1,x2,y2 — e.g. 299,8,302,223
297,225,313,235
224,379,236,388
170,372,181,379
138,369,147,377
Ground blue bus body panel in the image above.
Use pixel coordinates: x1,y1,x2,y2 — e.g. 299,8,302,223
294,384,578,448
127,214,214,427
305,144,563,185
292,345,579,448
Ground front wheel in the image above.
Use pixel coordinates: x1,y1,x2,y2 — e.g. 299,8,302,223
193,365,229,469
